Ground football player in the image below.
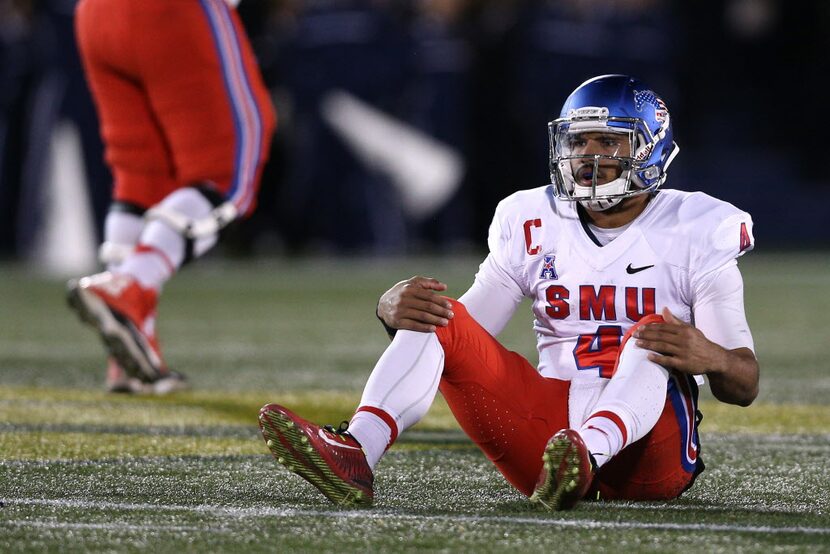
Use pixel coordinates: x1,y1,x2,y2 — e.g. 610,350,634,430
67,0,276,394
259,74,758,509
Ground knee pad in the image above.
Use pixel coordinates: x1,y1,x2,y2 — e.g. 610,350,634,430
145,184,236,263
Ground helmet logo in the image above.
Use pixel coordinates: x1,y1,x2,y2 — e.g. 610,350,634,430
635,143,654,162
568,107,609,119
633,90,668,123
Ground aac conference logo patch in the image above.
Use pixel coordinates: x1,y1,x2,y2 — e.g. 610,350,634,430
540,255,558,280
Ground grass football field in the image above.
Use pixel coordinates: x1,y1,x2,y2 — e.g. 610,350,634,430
1,252,829,552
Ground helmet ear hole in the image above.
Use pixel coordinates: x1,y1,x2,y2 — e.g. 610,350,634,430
643,166,660,180
635,133,648,158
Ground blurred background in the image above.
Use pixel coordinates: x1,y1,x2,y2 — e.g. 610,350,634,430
2,0,828,275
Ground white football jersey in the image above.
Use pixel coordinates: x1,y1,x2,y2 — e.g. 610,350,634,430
462,186,755,386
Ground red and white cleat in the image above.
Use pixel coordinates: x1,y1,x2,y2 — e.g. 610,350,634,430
67,271,186,391
530,429,595,510
258,404,374,507
104,357,144,394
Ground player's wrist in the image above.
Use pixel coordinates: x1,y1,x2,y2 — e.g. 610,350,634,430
703,345,730,376
375,301,397,339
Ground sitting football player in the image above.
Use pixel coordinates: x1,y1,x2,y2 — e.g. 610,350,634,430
259,74,759,509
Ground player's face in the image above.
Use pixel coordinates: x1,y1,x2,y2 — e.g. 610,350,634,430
567,131,631,186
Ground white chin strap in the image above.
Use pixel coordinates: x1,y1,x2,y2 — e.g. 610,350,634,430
579,197,623,212
573,176,627,212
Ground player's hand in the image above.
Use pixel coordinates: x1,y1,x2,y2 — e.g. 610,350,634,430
377,276,454,333
634,307,728,376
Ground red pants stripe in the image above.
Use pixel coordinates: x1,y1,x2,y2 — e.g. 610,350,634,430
75,0,276,213
435,300,701,499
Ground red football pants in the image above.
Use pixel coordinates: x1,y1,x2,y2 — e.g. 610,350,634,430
75,0,276,215
435,301,701,500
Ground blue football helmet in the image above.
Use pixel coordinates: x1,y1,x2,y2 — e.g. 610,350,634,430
549,74,679,211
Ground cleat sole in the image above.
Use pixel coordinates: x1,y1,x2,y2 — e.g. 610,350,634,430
259,409,372,507
66,282,161,382
530,435,582,511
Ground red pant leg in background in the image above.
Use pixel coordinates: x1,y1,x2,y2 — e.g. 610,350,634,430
75,0,276,213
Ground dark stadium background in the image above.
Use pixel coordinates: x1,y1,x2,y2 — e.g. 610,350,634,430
2,0,826,266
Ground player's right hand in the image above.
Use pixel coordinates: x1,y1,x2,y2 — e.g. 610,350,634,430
377,276,454,333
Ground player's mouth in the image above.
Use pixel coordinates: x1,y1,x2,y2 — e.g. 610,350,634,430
576,164,601,186
576,163,617,187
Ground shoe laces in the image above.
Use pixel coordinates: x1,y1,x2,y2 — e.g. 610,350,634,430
323,420,351,436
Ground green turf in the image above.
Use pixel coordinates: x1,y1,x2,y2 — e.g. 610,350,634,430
1,253,829,552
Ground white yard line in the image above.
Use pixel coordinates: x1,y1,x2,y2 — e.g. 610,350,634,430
6,498,829,536
4,520,214,533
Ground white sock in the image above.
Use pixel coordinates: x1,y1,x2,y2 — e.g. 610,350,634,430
101,210,144,271
579,339,669,468
348,331,445,469
118,247,174,291
118,188,216,290
348,410,391,469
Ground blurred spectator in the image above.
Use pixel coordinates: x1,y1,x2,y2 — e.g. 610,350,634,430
274,0,411,254
2,0,829,257
404,0,475,251
0,0,110,259
0,0,33,257
511,0,679,189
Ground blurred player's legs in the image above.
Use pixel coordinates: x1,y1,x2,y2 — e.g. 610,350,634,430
71,0,275,391
98,202,146,393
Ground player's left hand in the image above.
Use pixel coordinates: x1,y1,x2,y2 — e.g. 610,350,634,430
634,307,728,376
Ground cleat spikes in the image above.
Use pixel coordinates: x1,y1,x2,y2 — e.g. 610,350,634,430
530,429,594,511
259,404,374,507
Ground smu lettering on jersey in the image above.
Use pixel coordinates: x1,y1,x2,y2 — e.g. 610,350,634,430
485,186,754,384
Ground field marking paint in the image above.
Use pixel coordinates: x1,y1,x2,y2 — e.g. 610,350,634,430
4,520,215,534
8,498,830,536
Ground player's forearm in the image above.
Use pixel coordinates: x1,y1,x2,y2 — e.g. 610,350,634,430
706,347,759,407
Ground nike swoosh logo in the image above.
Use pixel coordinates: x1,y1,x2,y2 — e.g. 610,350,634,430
317,429,361,450
626,263,655,274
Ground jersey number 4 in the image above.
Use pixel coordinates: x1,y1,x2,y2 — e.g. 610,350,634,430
573,325,623,378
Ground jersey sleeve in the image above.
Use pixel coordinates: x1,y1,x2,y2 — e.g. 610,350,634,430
692,263,755,352
484,196,533,295
459,255,523,336
457,197,527,336
689,204,754,292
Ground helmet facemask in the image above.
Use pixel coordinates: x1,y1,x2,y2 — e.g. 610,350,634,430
549,108,676,211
